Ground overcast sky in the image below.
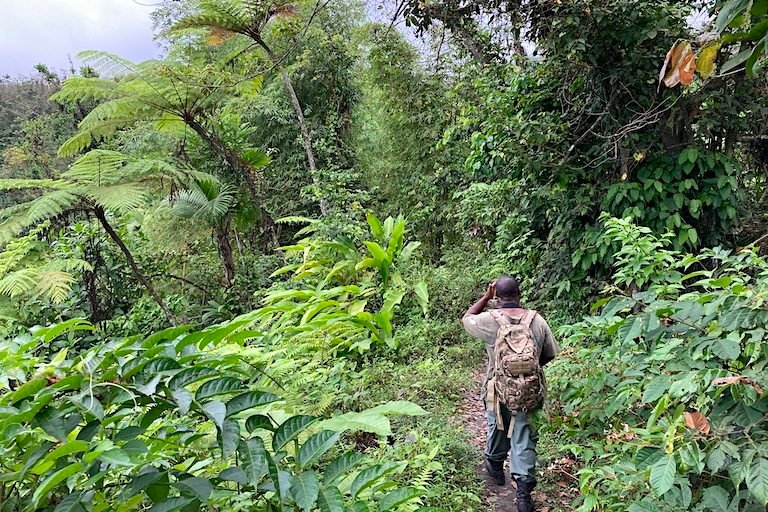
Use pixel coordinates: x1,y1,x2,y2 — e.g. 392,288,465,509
1,0,160,77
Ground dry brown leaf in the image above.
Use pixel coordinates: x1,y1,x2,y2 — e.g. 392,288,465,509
712,376,765,394
660,41,696,88
684,410,710,435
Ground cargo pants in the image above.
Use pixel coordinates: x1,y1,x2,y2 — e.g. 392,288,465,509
484,401,538,483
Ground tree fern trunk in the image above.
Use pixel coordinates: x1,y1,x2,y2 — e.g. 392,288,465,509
93,206,177,326
259,40,329,216
184,116,280,249
216,217,235,288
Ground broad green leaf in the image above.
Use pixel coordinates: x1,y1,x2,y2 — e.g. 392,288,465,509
379,487,422,511
292,471,320,512
649,455,676,496
31,462,85,508
100,448,133,466
172,388,193,415
712,338,740,360
324,452,365,483
219,467,247,484
350,463,399,498
272,415,317,452
366,212,384,241
317,485,345,512
174,477,213,503
701,485,732,512
219,419,240,458
147,497,195,512
414,282,429,314
168,366,218,390
707,446,726,472
44,440,89,464
366,401,428,417
239,437,268,487
245,414,275,432
318,411,391,436
53,492,85,512
202,400,226,429
195,377,245,400
643,376,670,403
225,391,280,417
8,377,47,403
715,0,751,32
143,357,181,374
298,431,340,468
746,457,768,506
124,470,166,498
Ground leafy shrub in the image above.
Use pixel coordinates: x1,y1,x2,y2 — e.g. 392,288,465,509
551,216,768,511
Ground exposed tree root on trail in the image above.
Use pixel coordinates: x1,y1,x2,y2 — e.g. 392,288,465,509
458,370,579,512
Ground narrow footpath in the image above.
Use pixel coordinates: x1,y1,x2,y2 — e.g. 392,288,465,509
458,370,578,512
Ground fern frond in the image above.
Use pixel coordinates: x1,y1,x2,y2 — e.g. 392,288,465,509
0,269,38,298
57,131,96,158
78,98,154,132
77,50,144,79
25,190,81,226
173,0,250,35
43,258,93,273
0,179,67,191
63,150,129,184
35,271,76,303
50,76,118,104
87,183,149,212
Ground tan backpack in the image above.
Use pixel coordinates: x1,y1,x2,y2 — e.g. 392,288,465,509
488,309,545,435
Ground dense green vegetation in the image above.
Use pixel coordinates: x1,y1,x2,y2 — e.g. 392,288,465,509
1,0,767,510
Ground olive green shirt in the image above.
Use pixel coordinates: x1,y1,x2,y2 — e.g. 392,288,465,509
462,309,560,395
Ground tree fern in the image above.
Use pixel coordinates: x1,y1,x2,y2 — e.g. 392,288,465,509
0,269,38,298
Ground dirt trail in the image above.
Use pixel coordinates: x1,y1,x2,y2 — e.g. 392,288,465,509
457,370,578,512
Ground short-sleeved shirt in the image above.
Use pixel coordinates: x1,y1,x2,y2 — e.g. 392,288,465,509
462,309,559,395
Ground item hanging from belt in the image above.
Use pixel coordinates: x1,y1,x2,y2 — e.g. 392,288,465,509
487,377,517,438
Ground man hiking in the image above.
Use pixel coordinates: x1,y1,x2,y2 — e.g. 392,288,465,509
462,276,559,512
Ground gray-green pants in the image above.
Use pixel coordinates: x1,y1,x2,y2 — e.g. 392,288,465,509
485,401,537,483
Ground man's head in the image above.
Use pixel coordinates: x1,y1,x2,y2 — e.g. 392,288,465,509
495,276,520,301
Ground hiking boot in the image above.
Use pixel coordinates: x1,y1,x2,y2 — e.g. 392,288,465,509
515,478,536,512
484,459,505,486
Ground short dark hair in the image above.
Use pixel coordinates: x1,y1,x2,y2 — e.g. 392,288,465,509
495,276,520,299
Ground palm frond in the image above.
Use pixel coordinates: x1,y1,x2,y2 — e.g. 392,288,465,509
170,181,236,223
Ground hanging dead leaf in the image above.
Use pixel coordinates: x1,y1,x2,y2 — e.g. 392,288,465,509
660,41,696,88
683,410,710,435
206,27,233,46
712,376,765,394
697,43,721,78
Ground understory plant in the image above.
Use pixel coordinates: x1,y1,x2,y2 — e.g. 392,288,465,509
551,216,768,512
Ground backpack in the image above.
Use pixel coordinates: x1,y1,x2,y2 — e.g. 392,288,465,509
489,309,545,417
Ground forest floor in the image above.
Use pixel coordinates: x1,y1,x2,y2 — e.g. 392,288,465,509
458,369,579,512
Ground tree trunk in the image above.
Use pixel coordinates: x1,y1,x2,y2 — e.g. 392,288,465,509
184,116,279,249
93,206,177,326
258,40,329,216
216,216,235,288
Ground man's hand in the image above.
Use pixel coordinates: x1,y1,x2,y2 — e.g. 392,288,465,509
485,280,497,299
464,279,497,318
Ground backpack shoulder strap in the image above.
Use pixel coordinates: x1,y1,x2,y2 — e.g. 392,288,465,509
489,309,513,326
521,309,538,328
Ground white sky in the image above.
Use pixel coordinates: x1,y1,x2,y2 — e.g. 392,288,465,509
0,0,160,77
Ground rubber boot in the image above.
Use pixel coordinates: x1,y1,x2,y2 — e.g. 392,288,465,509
515,478,536,512
484,459,505,486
